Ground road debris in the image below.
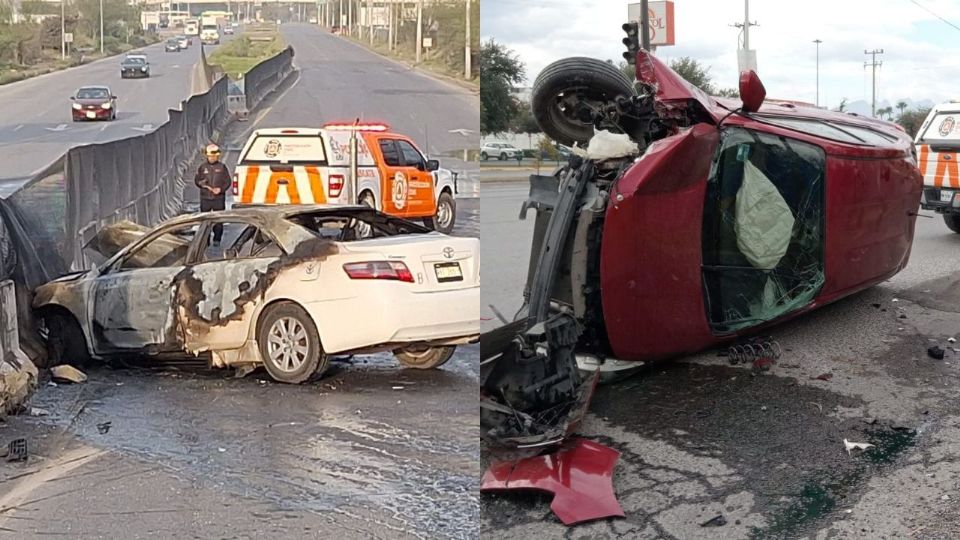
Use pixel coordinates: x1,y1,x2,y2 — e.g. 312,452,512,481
928,346,946,360
949,338,957,344
812,373,833,381
50,364,87,384
392,386,404,390
96,421,112,434
844,439,875,455
29,407,50,416
3,437,28,461
480,438,624,525
701,514,728,527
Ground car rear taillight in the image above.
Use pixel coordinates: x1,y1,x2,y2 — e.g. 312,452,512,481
342,261,414,283
328,174,344,197
232,173,238,196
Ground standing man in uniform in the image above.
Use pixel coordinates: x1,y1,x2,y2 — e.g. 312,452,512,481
195,143,232,246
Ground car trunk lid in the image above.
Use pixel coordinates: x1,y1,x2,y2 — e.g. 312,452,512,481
338,234,478,291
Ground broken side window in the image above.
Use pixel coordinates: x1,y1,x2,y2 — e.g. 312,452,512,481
117,223,198,270
701,128,826,333
200,223,284,262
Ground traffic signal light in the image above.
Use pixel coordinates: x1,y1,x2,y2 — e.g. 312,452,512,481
622,22,640,65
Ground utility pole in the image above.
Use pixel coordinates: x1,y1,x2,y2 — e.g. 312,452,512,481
640,0,650,50
743,0,749,50
813,39,822,107
99,0,104,55
369,0,374,45
61,0,65,59
415,0,422,63
348,0,353,36
387,0,393,49
731,0,758,73
464,0,471,79
864,48,883,118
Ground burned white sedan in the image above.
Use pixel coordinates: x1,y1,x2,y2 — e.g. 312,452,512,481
34,206,479,383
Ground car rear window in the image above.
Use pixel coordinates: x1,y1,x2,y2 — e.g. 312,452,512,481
242,135,326,164
754,116,895,146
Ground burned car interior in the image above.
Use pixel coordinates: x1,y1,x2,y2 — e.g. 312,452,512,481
288,209,430,240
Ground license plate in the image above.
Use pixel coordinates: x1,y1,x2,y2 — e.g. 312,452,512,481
942,190,954,203
434,262,462,282
86,111,96,119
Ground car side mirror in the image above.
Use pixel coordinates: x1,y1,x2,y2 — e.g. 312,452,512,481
739,70,766,113
111,95,117,99
425,159,440,172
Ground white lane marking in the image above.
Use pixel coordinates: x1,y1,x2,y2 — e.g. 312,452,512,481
100,123,110,132
45,124,69,132
13,124,22,132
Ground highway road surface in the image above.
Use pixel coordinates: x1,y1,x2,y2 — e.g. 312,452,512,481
0,37,227,197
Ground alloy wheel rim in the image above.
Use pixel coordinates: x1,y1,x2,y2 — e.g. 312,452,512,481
267,317,309,372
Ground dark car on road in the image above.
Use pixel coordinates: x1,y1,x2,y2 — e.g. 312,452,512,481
164,38,181,52
71,86,116,121
120,55,150,78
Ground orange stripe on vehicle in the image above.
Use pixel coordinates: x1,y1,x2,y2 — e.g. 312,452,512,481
918,145,930,176
241,166,259,203
935,154,960,188
265,172,301,204
305,166,326,204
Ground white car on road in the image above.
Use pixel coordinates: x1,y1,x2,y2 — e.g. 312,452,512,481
35,206,480,383
481,142,521,161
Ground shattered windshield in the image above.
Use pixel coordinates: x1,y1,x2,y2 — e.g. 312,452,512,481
701,128,826,333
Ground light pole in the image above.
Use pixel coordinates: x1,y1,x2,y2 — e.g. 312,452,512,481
813,39,822,107
61,0,65,59
464,0,470,79
99,0,104,55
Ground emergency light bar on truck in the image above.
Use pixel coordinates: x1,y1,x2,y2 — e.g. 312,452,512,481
322,122,390,132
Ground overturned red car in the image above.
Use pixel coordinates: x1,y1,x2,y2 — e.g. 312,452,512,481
480,33,922,446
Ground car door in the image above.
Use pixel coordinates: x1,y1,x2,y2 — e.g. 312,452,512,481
396,139,437,218
90,222,201,354
376,138,411,217
177,220,286,353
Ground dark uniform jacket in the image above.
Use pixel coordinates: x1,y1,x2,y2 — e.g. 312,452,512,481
195,161,232,200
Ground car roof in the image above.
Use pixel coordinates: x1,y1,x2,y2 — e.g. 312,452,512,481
77,85,109,91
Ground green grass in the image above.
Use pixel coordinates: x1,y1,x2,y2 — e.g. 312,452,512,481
207,31,287,79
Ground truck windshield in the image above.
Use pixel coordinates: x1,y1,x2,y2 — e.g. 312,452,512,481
242,135,327,164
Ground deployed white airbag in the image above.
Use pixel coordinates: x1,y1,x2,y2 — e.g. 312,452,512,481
571,129,640,161
735,161,795,269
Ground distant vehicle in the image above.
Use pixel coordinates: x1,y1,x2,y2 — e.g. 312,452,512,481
480,142,520,161
71,86,117,122
200,23,220,45
915,101,960,232
177,35,190,48
120,55,150,78
35,206,480,384
223,25,234,35
234,124,460,234
164,38,181,52
185,19,199,35
309,16,318,24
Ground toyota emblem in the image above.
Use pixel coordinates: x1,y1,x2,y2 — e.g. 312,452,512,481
442,247,455,259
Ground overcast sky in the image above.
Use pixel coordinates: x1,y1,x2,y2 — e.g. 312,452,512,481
482,0,960,109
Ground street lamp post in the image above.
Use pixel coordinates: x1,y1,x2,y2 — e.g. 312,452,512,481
61,0,65,59
813,39,822,107
99,0,104,55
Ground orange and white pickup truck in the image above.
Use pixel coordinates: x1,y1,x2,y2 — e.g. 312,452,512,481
232,124,459,233
916,102,960,233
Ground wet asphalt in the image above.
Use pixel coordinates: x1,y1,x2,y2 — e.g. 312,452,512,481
481,177,960,539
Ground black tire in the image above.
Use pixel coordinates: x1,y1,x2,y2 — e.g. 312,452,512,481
480,152,488,161
43,311,91,369
945,214,960,233
257,302,328,383
499,152,507,160
394,345,456,369
531,56,637,146
432,191,456,234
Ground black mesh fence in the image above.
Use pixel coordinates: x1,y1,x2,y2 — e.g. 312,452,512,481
244,46,295,111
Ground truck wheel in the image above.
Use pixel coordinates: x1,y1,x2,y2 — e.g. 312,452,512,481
257,302,328,383
531,56,637,146
945,214,960,233
394,345,456,369
432,191,456,234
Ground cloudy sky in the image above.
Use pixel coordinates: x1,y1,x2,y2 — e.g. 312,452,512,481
482,0,960,110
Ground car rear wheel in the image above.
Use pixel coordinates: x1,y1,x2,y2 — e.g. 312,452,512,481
481,152,488,161
944,214,960,233
257,303,328,383
42,311,91,369
499,152,507,160
394,345,456,369
531,56,637,146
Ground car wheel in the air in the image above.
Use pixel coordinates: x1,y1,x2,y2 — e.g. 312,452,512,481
257,302,327,384
394,345,456,369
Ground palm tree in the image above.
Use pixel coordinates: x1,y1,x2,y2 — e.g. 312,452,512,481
896,101,908,120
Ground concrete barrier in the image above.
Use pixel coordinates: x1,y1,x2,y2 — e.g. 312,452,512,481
0,279,37,414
